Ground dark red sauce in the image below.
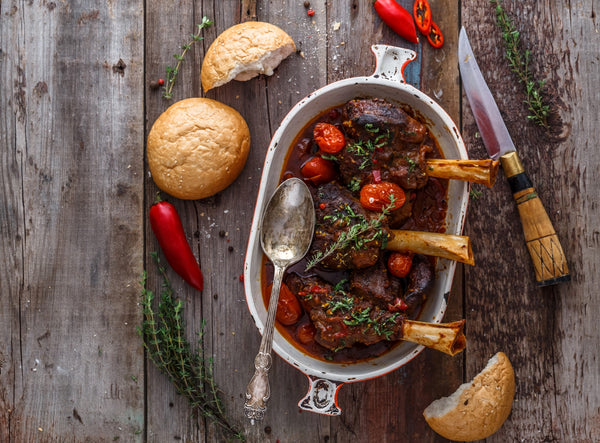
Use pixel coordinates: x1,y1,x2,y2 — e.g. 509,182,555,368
261,101,448,363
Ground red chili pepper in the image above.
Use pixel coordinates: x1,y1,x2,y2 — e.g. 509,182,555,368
413,0,432,35
149,195,204,291
388,297,409,312
372,169,382,183
374,0,419,44
427,21,444,48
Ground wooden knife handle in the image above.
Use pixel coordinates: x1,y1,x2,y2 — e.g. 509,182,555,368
500,152,570,286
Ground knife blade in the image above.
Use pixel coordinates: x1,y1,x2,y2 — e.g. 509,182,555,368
458,27,570,286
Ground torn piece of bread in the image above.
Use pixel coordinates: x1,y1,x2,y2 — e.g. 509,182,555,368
423,352,515,441
201,21,295,92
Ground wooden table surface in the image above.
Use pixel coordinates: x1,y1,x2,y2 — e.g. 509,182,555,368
1,1,598,441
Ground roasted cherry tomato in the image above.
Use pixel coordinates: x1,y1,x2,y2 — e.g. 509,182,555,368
427,21,444,48
267,283,302,326
413,0,432,35
360,182,406,212
313,122,346,153
296,322,316,344
301,156,336,184
387,252,414,278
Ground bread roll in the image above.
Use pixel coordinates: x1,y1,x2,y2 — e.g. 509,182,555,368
147,98,250,200
423,352,515,441
201,21,295,92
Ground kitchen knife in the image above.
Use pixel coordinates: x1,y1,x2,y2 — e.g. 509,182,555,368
458,27,570,286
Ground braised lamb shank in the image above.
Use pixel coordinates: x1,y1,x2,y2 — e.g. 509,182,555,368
285,254,433,351
274,97,467,357
308,182,391,271
336,98,434,191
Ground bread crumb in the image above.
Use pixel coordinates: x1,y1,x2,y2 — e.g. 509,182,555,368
332,22,341,31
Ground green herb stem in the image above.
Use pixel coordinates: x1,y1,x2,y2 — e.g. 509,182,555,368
490,0,550,129
305,196,396,271
139,253,244,441
163,16,213,99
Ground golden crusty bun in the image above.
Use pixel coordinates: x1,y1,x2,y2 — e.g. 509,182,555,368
147,98,250,200
423,352,515,442
201,21,295,92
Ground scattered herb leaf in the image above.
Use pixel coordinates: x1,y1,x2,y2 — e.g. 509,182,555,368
163,16,213,99
490,0,550,129
470,187,483,200
138,253,244,441
305,198,395,271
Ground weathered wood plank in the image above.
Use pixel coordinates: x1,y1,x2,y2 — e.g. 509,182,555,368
0,0,145,441
143,1,328,441
324,2,464,442
461,0,600,441
2,0,597,441
0,2,26,438
144,1,214,440
238,1,331,441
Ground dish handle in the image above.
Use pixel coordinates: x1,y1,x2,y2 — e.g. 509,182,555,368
370,45,416,84
298,375,344,416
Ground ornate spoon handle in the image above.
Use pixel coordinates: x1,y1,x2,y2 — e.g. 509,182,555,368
244,264,285,423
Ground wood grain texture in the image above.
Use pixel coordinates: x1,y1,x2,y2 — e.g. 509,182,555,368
1,0,598,441
0,0,145,441
325,2,464,443
461,0,599,441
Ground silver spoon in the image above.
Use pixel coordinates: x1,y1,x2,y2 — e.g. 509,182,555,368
244,177,315,423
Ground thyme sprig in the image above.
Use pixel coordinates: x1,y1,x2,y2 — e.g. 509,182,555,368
138,253,244,441
162,16,213,99
305,196,396,271
490,0,550,129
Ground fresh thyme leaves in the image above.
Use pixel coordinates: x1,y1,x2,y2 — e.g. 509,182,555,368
490,0,550,129
163,16,213,100
329,297,354,314
344,130,391,170
405,156,417,173
341,308,399,340
139,253,244,441
343,307,372,326
374,131,392,146
333,279,349,293
347,178,362,192
469,187,483,200
321,153,339,162
346,140,375,170
364,123,379,133
305,199,394,271
373,313,401,340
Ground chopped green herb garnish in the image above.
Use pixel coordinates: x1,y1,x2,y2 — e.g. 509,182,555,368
347,178,362,192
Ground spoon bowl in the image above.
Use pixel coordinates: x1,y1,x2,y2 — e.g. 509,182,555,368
244,178,315,423
260,178,315,267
